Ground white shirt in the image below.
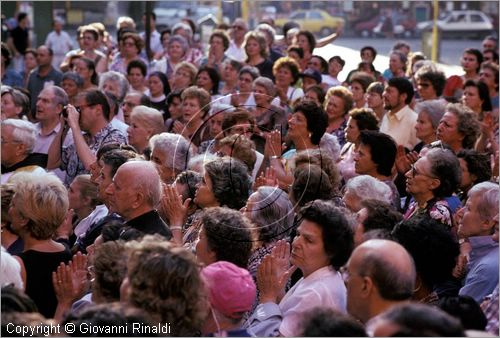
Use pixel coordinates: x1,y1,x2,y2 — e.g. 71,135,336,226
110,117,129,136
226,40,246,62
322,74,341,88
74,204,109,238
45,30,74,69
380,104,419,150
140,30,162,55
278,266,347,336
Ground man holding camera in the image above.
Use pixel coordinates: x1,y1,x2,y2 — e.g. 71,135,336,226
47,89,127,186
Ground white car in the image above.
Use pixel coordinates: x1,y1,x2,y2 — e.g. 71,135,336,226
417,10,494,39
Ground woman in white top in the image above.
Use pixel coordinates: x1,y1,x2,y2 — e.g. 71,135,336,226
272,57,304,110
246,200,354,337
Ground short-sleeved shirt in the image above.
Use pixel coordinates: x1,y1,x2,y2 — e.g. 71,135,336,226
61,123,127,186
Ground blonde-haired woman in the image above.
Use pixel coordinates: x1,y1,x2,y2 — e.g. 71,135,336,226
244,31,274,80
10,172,72,318
127,105,165,154
324,86,354,148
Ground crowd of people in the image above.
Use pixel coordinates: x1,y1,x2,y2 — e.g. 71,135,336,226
1,9,500,337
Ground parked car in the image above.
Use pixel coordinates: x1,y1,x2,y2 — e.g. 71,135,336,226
416,10,494,39
354,14,381,37
275,9,345,36
373,15,416,38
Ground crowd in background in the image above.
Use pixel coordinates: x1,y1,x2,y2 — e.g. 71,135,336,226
1,10,500,337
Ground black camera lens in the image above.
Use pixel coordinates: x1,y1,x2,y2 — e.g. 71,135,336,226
62,106,68,118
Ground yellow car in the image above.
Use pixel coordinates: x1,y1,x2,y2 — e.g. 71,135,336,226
275,9,345,36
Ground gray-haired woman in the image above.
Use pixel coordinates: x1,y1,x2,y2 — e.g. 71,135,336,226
253,76,288,137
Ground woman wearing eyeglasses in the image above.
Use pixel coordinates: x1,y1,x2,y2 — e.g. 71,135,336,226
109,33,147,75
403,148,461,228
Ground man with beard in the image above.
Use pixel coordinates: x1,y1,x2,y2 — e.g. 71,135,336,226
380,77,418,150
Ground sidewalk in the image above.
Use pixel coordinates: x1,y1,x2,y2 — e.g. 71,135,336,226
315,43,463,83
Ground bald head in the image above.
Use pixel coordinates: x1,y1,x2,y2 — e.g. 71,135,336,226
121,161,161,206
355,239,416,299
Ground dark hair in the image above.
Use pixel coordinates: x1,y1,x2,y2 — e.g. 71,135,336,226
1,284,38,313
425,148,461,198
81,89,111,120
392,215,459,290
62,71,84,88
415,66,446,97
201,206,253,268
387,77,414,104
101,148,138,177
17,12,28,23
291,164,332,207
350,72,375,92
160,28,171,42
282,21,300,37
79,57,98,85
175,170,202,202
293,101,328,145
165,90,183,118
149,71,171,97
437,296,487,331
209,29,230,51
127,59,147,77
360,199,402,233
483,49,499,64
367,81,384,96
297,200,354,270
329,55,345,67
361,46,377,60
1,43,11,67
93,241,129,302
463,79,492,112
287,46,304,59
305,85,326,105
457,149,492,186
311,55,328,73
297,30,316,53
463,48,483,73
359,130,397,177
120,32,144,54
204,157,251,210
349,108,379,131
196,65,220,95
300,307,367,337
377,303,465,336
143,11,157,21
62,303,158,337
221,109,254,136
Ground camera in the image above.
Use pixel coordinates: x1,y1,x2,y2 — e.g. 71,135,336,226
62,106,68,118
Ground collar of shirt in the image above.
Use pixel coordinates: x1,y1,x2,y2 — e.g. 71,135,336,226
389,104,411,121
469,235,498,251
36,121,62,137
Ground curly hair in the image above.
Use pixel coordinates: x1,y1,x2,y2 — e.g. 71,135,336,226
272,56,301,85
10,173,68,240
415,65,446,97
201,207,254,268
294,149,341,195
291,164,333,208
204,157,251,210
360,199,402,233
92,241,129,303
325,86,354,116
126,235,208,335
293,100,328,145
392,214,459,290
219,134,256,174
425,148,461,198
349,108,379,131
457,149,492,186
181,86,211,118
297,200,354,270
210,29,230,51
297,30,316,53
444,103,480,149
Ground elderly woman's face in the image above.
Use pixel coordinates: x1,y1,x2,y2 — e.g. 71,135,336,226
102,80,121,99
122,37,139,57
343,188,361,212
222,63,238,83
194,172,218,208
150,149,176,184
287,111,309,142
290,219,330,277
173,67,193,90
62,78,79,98
1,93,21,120
436,112,462,147
168,40,184,60
238,72,254,92
196,71,213,92
275,66,294,88
344,117,360,143
127,116,150,151
254,84,272,106
325,95,346,120
404,156,439,196
415,111,436,141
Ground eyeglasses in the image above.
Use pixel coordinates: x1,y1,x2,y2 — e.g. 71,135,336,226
74,104,94,113
410,164,437,179
122,42,135,47
417,82,431,88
